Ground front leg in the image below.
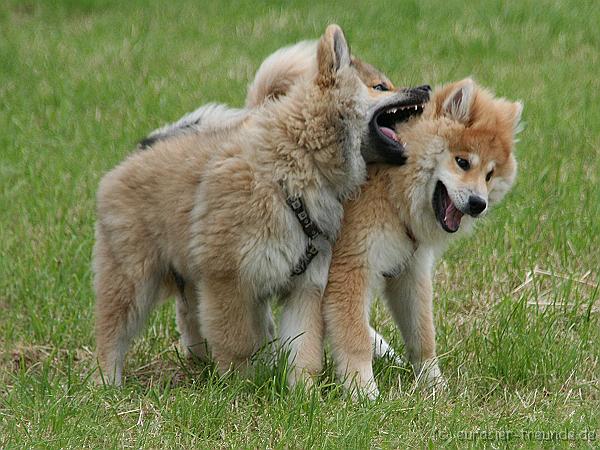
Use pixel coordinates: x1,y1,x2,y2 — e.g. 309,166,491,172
279,246,332,389
323,252,379,399
384,248,445,389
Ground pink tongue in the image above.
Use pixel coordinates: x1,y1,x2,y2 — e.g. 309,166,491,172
380,126,398,142
444,202,464,231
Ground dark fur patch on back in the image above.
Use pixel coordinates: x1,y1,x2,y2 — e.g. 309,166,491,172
138,113,205,150
138,135,158,150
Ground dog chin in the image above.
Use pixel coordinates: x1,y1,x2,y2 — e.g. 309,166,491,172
360,131,406,165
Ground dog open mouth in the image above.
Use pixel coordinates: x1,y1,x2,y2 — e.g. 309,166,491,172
361,86,430,165
371,102,424,152
432,181,464,233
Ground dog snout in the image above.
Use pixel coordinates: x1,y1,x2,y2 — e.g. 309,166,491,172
404,84,431,103
467,195,487,216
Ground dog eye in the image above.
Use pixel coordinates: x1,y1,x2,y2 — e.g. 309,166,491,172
455,157,470,171
486,169,494,182
373,83,389,92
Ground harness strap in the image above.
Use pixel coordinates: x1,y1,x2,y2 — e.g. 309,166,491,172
285,194,322,276
285,196,320,240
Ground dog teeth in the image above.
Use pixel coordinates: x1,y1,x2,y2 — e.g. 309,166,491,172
387,104,424,115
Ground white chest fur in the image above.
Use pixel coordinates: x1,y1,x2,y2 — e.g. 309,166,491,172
368,227,416,277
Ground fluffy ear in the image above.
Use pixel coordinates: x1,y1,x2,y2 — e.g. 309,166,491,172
316,24,351,87
442,78,475,124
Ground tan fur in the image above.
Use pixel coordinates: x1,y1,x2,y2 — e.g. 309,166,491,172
94,25,373,385
245,41,317,108
323,78,523,398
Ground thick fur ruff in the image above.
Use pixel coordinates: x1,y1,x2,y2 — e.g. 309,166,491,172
322,78,523,398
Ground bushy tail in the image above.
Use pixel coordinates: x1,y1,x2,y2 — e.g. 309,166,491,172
139,40,318,150
245,40,317,108
138,103,248,149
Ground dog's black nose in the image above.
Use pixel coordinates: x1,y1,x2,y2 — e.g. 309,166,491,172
468,195,487,216
417,84,432,92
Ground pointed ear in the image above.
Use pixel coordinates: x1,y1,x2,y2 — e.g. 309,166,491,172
316,24,351,87
442,78,475,124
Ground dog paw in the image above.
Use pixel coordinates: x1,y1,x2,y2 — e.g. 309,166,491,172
360,382,380,401
384,351,405,367
414,360,447,393
92,368,122,387
287,367,319,391
344,376,379,401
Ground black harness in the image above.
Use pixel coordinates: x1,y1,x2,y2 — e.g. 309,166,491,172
284,194,323,276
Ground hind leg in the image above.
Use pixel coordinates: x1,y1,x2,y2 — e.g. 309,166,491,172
175,280,210,361
280,284,324,389
93,239,161,385
198,277,272,375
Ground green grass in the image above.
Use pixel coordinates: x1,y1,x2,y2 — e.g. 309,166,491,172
1,0,599,447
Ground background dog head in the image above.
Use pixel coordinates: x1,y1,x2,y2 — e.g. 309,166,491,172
361,82,430,165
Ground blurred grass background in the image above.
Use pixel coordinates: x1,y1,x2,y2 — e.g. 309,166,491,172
0,0,598,447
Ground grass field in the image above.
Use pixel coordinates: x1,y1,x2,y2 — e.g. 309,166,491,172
1,0,599,447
